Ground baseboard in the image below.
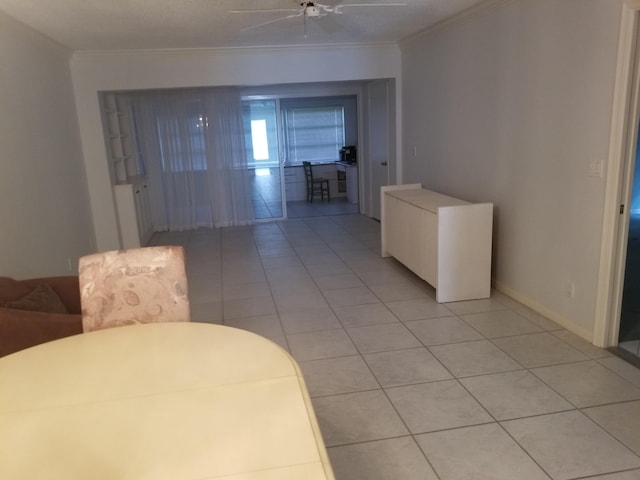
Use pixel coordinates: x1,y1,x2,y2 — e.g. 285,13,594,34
493,281,594,344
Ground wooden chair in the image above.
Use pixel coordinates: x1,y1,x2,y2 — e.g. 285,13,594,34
79,246,190,332
303,161,330,203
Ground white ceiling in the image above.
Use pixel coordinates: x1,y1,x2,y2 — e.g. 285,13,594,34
0,0,486,51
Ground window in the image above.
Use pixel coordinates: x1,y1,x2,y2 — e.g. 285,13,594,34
241,97,353,168
282,106,345,165
250,119,269,160
242,100,279,168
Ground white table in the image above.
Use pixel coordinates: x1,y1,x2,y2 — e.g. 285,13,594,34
0,322,335,479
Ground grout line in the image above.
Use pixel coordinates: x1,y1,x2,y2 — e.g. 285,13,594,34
175,215,640,479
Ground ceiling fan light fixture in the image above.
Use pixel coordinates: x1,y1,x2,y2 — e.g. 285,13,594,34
304,3,322,18
232,1,407,34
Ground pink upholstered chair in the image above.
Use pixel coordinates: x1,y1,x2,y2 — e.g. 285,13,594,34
78,246,190,332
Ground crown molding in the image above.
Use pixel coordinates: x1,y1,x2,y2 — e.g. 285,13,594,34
71,41,399,59
399,0,514,46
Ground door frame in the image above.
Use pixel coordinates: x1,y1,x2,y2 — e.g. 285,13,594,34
361,78,397,219
242,96,287,221
594,0,640,347
368,79,390,220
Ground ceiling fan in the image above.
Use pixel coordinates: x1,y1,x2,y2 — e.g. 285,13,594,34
230,1,407,34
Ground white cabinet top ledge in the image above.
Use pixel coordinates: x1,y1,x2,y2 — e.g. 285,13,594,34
384,186,469,212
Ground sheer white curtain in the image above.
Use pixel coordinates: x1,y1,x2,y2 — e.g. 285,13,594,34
131,88,254,231
203,88,255,227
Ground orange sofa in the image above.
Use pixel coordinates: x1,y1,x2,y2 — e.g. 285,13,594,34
0,276,83,357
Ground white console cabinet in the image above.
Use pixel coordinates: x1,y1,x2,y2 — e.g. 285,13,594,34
381,184,493,303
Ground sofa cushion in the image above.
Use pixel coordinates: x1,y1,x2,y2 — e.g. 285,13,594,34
4,283,68,314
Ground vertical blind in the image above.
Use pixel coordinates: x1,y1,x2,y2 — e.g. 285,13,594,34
282,106,345,164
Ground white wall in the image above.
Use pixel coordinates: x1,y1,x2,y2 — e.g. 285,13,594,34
0,13,94,279
401,0,622,340
70,44,401,251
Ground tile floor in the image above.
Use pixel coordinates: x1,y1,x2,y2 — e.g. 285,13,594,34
150,214,640,480
287,198,359,219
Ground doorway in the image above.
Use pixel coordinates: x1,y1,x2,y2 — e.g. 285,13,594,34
244,93,362,220
596,2,640,354
618,129,640,358
363,79,396,220
243,99,286,220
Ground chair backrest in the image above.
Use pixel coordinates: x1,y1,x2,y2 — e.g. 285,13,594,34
303,161,313,184
79,246,190,332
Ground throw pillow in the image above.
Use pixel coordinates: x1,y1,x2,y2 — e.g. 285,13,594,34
4,283,68,314
0,276,32,303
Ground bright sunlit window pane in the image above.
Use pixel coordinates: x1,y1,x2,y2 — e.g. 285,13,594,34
251,120,269,161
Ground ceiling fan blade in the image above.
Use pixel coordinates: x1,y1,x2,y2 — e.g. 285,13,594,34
336,2,407,5
334,2,407,13
240,13,303,32
313,2,338,13
229,8,300,14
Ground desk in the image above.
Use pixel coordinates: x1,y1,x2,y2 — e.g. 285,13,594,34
335,162,358,204
284,163,344,202
0,323,335,479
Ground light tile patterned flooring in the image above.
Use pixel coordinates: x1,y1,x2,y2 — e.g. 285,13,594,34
150,214,640,480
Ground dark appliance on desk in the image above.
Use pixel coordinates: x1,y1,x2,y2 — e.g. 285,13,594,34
340,146,357,164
